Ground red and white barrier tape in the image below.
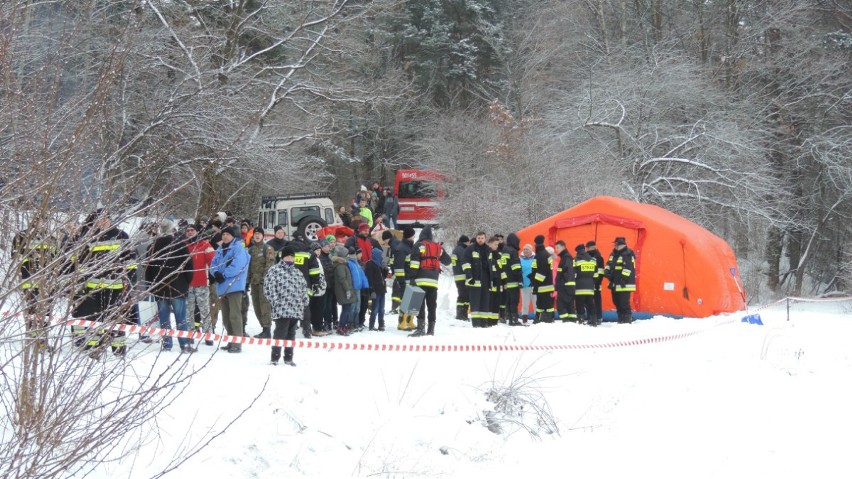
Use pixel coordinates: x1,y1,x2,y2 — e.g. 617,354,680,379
64,317,737,352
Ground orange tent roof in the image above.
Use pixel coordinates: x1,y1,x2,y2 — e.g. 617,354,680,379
517,196,746,318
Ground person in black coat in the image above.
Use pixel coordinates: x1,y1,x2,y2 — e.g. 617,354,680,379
70,209,135,356
573,244,599,326
586,240,605,320
462,232,494,328
530,235,555,323
146,220,194,352
364,246,389,331
502,233,523,326
451,235,471,320
554,241,577,322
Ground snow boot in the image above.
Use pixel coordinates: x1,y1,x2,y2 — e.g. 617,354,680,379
254,327,271,339
427,321,435,336
408,321,427,337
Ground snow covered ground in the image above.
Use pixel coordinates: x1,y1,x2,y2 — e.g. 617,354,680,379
5,275,852,479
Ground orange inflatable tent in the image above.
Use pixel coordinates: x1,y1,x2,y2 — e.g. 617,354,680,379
516,196,746,318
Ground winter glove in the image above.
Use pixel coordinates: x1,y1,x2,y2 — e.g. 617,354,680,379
208,272,216,284
213,271,226,284
311,284,320,295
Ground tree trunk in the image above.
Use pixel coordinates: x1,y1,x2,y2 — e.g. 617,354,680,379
765,226,783,292
652,0,663,44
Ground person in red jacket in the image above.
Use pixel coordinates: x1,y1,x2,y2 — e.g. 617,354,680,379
184,224,216,346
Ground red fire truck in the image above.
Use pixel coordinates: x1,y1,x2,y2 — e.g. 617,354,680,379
394,169,446,227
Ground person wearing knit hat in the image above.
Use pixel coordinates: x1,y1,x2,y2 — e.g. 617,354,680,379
247,225,274,338
331,242,357,335
573,243,599,326
534,234,545,245
585,240,605,319
221,226,239,239
210,221,250,353
403,227,416,239
263,243,308,366
344,221,376,263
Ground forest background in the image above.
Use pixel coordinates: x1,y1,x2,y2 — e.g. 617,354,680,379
1,0,850,299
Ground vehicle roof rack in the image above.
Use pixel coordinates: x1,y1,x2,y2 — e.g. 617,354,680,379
261,192,330,202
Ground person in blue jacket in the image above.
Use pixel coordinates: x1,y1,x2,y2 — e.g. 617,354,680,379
519,244,535,323
210,227,250,352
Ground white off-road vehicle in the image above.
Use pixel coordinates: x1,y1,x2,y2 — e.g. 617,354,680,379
257,192,340,241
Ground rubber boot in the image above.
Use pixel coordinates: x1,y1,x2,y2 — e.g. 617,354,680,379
398,314,406,330
408,319,426,337
532,312,541,324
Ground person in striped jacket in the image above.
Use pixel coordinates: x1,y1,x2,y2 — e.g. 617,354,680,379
502,233,524,326
530,235,555,323
451,235,471,321
407,227,451,337
554,241,577,322
573,244,599,326
605,237,637,323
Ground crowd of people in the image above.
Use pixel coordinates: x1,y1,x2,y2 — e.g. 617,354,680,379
11,189,637,365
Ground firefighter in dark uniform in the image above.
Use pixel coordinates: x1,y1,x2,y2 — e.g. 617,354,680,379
407,227,451,336
451,235,471,321
604,236,637,323
462,232,492,328
530,235,555,323
494,234,507,322
585,240,605,321
573,244,599,326
13,227,57,348
554,241,577,322
71,210,136,357
488,238,504,327
392,227,416,330
282,233,321,338
503,233,523,326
